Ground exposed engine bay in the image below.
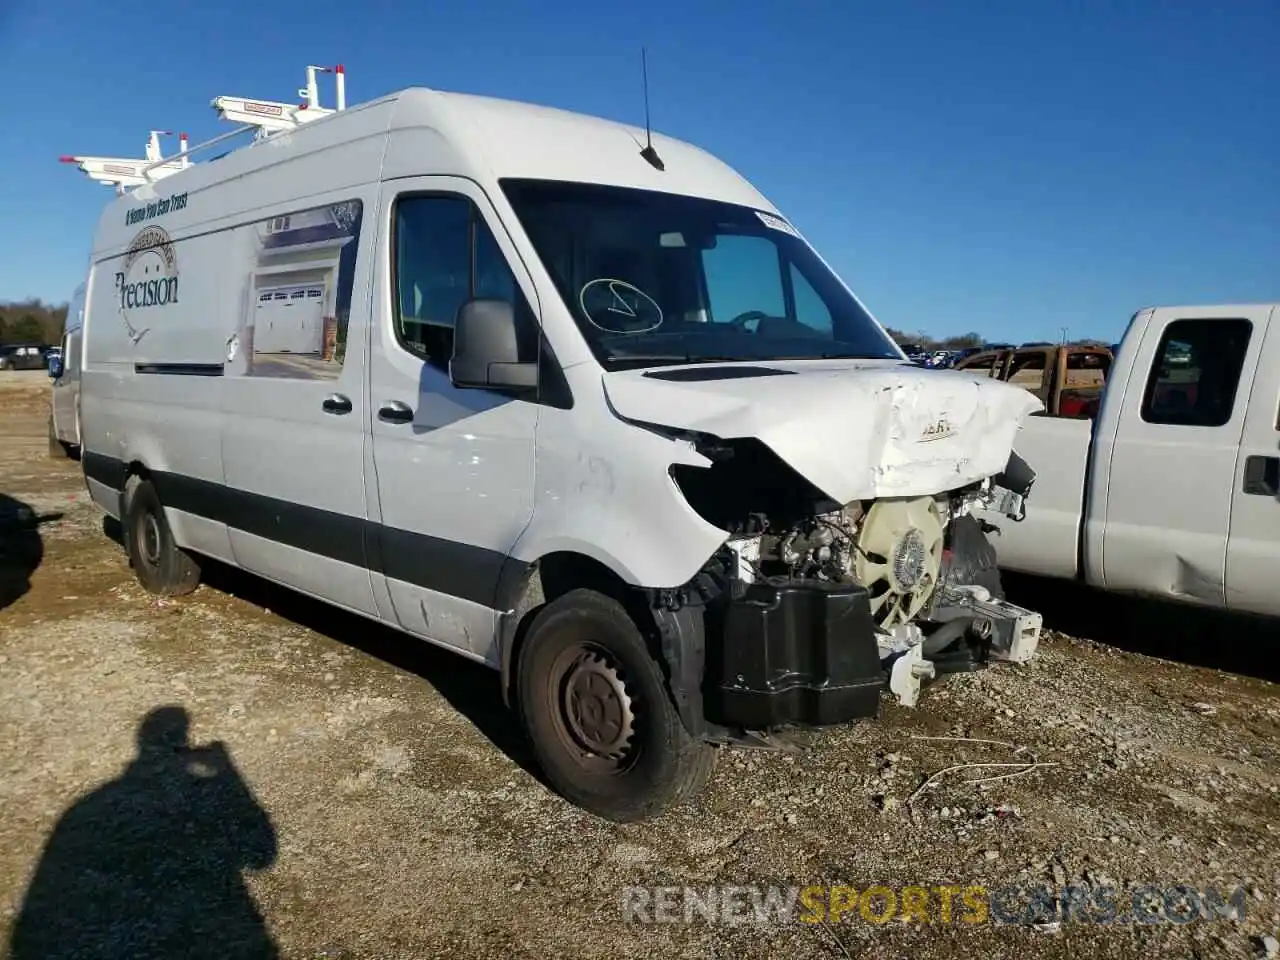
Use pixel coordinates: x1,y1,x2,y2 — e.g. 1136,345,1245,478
715,476,1042,706
665,439,1043,719
726,495,948,628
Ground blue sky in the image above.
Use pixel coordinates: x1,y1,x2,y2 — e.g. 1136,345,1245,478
2,0,1276,344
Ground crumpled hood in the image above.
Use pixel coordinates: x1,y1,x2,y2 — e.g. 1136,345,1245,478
602,360,1043,503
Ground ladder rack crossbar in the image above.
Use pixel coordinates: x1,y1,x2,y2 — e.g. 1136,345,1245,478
61,62,349,195
137,123,258,178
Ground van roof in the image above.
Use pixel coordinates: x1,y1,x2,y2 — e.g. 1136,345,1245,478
91,84,774,252
395,87,764,201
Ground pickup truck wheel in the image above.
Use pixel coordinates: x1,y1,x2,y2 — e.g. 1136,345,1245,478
123,478,201,596
516,588,716,822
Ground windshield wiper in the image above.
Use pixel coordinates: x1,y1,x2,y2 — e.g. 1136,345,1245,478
603,354,692,369
817,352,898,360
604,354,759,369
604,352,896,369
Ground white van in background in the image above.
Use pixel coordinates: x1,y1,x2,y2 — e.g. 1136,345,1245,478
74,78,1044,821
47,282,85,459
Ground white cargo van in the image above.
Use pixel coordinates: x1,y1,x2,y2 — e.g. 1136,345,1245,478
75,76,1045,820
47,282,85,459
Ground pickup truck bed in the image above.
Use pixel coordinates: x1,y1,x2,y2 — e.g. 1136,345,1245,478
978,416,1092,579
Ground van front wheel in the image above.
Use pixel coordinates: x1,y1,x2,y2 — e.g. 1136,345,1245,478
516,588,716,822
123,477,201,596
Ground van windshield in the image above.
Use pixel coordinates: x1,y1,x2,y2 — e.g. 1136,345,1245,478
499,179,902,369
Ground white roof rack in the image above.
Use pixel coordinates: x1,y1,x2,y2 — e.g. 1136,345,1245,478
60,64,349,196
60,131,191,195
211,64,346,136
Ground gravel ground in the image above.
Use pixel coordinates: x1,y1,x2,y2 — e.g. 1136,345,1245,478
2,368,1279,959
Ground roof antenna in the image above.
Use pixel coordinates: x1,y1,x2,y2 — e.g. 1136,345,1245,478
638,47,665,172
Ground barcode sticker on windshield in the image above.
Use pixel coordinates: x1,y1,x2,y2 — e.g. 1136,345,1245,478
755,210,800,237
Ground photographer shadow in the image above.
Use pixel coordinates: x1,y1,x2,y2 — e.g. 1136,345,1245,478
0,494,62,611
9,706,279,959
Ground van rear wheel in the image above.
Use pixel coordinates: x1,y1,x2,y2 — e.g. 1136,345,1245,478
516,588,716,822
123,477,200,596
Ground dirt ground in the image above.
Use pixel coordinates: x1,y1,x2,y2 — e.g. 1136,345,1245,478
2,368,1279,959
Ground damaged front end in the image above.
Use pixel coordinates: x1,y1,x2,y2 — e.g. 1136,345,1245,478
652,437,1041,739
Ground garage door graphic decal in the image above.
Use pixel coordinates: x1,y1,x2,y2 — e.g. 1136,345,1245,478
233,199,363,381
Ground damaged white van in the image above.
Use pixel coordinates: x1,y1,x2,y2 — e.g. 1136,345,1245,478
73,74,1044,821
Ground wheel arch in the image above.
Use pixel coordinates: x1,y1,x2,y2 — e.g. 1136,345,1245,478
118,462,154,554
495,549,710,741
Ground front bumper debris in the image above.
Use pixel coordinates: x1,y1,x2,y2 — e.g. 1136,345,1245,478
703,578,1044,729
706,580,885,727
930,585,1044,665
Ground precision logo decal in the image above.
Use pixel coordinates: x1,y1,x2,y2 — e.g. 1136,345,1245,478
114,225,179,345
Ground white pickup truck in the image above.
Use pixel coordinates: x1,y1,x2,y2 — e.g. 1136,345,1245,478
978,302,1280,618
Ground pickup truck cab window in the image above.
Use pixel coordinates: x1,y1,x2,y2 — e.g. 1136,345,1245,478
956,350,1002,375
1064,350,1109,388
1007,350,1047,389
1141,318,1252,428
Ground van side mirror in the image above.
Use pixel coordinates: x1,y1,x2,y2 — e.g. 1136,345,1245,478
47,354,63,379
449,298,538,392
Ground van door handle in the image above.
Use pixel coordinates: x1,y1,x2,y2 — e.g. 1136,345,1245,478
322,393,352,415
1243,455,1280,496
378,400,414,424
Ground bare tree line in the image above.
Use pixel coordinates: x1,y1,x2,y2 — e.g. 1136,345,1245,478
0,300,69,346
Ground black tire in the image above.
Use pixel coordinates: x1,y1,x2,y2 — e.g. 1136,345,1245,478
123,477,200,596
515,588,716,822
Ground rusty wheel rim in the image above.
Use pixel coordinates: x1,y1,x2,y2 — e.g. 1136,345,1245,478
547,643,639,773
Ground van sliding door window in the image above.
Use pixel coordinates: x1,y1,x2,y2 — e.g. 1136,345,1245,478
233,199,364,381
392,195,536,372
1141,318,1252,427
